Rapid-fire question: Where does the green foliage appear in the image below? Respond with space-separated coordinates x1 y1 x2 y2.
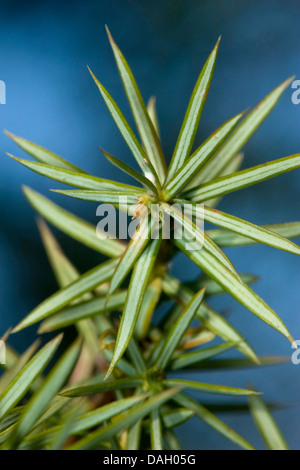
1 30 297 450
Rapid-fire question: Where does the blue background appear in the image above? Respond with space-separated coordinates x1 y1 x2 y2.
1 0 300 449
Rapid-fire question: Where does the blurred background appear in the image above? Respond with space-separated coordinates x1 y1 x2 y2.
1 0 300 449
